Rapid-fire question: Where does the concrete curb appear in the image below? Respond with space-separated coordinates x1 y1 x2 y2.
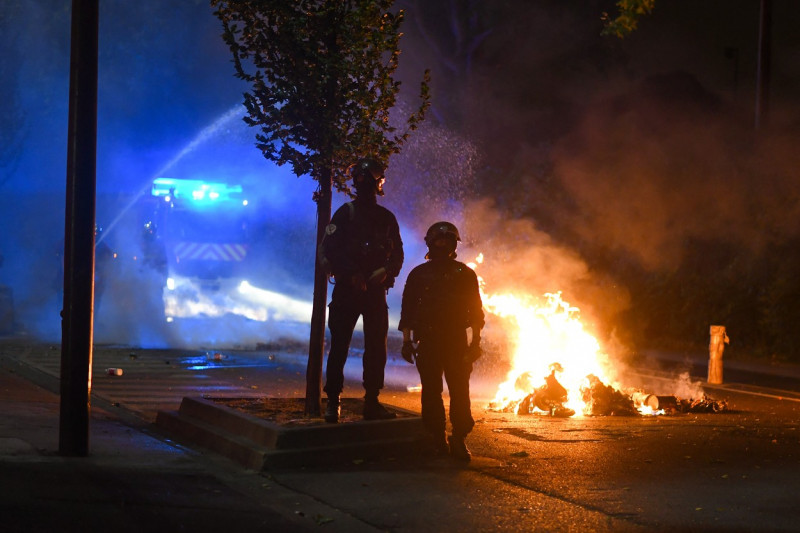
156 396 427 469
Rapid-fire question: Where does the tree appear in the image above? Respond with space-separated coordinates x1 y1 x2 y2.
0 1 27 188
602 0 772 129
397 0 492 124
212 0 430 415
601 0 655 38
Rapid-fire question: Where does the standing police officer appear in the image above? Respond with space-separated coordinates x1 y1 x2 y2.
320 157 404 423
398 222 484 461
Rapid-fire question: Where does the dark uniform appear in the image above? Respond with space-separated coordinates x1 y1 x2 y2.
319 157 403 422
322 199 403 396
94 228 114 315
141 221 168 277
399 222 484 459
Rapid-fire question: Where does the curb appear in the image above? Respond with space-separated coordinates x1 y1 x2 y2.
156 396 427 469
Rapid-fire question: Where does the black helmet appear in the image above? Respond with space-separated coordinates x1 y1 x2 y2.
424 221 461 246
350 157 386 196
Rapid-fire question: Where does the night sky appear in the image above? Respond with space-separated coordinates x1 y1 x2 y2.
2 1 799 354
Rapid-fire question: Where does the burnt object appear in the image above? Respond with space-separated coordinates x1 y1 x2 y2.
654 395 679 411
682 395 729 413
580 374 638 416
515 365 575 417
635 393 728 413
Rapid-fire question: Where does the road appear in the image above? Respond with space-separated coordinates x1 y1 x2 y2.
4 338 800 531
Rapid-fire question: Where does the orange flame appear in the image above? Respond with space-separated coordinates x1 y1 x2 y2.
469 254 614 415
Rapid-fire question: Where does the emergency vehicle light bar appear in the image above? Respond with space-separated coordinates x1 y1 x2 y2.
152 177 245 204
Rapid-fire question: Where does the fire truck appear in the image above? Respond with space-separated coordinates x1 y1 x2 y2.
142 177 255 322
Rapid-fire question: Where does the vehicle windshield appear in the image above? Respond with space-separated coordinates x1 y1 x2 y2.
167 206 248 243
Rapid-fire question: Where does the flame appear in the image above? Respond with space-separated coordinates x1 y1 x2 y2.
471 254 727 417
469 254 612 415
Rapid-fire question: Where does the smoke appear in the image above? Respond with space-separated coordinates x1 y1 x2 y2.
549 72 800 271
5 0 799 370
378 109 635 395
459 199 590 294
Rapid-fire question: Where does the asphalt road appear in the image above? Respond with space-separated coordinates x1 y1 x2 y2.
257 354 800 532
4 339 800 531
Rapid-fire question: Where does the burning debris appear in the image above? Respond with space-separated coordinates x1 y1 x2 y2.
581 374 638 416
633 393 729 414
488 365 729 417
511 363 576 417
469 256 729 419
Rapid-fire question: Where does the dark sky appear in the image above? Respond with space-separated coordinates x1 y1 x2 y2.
3 1 798 200
1 0 799 348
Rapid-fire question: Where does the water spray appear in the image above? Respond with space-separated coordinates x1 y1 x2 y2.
97 104 245 244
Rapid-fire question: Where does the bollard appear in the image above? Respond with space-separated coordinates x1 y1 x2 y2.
708 325 729 384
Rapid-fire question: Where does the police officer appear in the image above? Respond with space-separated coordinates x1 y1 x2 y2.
398 222 484 461
320 157 404 423
141 221 168 277
94 225 114 315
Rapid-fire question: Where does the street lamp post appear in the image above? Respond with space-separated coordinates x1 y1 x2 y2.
755 0 772 130
59 0 99 457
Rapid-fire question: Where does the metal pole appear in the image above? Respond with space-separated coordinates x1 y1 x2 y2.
755 0 772 130
59 0 99 456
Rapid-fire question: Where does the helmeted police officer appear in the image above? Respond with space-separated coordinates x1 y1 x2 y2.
94 225 114 315
320 157 404 423
398 221 484 461
141 221 168 277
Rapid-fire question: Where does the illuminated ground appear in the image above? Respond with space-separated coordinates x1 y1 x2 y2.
3 339 799 531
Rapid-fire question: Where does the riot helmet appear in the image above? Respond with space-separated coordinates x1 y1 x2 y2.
425 221 460 246
424 221 460 259
350 157 386 196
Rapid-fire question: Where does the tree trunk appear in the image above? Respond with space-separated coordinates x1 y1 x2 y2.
305 168 332 416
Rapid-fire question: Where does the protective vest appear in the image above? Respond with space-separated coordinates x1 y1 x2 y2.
319 200 403 287
399 258 484 338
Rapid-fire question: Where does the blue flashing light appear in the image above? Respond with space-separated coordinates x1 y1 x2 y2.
152 177 245 205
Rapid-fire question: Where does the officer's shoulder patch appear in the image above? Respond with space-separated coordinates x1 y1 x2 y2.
325 223 337 235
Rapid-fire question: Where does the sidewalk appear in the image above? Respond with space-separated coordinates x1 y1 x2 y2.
637 348 800 396
0 343 651 533
5 340 798 533
0 359 382 533
640 348 800 379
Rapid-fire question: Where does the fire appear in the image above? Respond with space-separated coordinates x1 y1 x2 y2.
468 254 613 415
470 254 729 417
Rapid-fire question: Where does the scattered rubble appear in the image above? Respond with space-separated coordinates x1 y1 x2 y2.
581 374 638 416
488 368 729 417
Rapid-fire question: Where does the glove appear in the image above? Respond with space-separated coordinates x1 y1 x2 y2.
465 339 482 363
367 267 387 286
401 340 417 364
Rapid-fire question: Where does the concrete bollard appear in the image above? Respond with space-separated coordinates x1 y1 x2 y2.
708 325 729 384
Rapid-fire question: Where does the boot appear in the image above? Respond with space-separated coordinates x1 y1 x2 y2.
448 434 471 462
363 393 397 420
324 395 340 424
430 431 449 456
